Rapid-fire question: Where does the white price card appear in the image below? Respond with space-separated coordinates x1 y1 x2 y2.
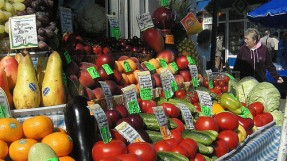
9 14 38 49
115 121 144 143
59 7 73 33
153 106 171 140
88 104 111 143
0 88 11 118
196 90 213 116
137 71 153 100
122 84 140 114
177 103 194 129
136 12 154 31
205 69 214 88
188 65 199 87
99 81 113 110
106 14 119 28
159 69 174 99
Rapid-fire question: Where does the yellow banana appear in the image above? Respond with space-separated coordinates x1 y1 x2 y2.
236 124 247 143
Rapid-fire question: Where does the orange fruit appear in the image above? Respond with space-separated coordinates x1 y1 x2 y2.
54 127 67 133
23 116 54 140
9 138 38 161
42 132 73 157
212 103 225 115
0 118 23 142
59 156 76 161
0 140 8 159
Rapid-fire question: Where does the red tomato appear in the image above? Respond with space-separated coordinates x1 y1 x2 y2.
161 103 180 118
223 75 230 84
214 112 239 131
110 129 127 144
192 153 206 161
92 140 127 161
213 139 230 158
193 103 201 112
247 106 257 117
221 86 228 93
248 102 264 114
175 89 187 99
194 116 219 132
202 79 209 88
253 115 264 127
146 107 154 114
154 140 172 152
170 145 189 158
214 85 222 93
217 130 239 150
179 139 198 159
189 95 199 104
140 100 157 113
116 153 142 161
170 129 183 144
218 80 226 87
99 157 121 161
262 112 274 123
127 142 156 161
172 118 185 132
213 79 219 86
165 138 179 147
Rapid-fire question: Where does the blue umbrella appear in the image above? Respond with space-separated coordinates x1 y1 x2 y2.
247 0 287 28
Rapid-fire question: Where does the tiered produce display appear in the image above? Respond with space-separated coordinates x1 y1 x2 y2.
0 1 284 161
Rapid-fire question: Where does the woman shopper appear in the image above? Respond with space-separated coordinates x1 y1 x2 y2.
233 28 284 83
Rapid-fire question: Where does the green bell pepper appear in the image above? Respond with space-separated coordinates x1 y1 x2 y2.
220 93 242 114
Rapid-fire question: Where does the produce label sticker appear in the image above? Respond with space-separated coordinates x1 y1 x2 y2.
88 104 112 144
9 14 38 49
123 61 132 73
170 62 179 72
153 106 171 140
0 88 11 118
226 73 235 80
63 51 72 64
144 62 156 71
45 158 59 161
102 64 114 75
87 66 100 79
205 69 214 88
115 121 144 143
189 65 199 87
180 12 203 36
99 81 113 110
136 12 154 32
160 69 174 99
137 71 153 100
196 90 212 116
59 7 73 33
165 35 174 44
177 103 194 129
187 56 196 65
159 59 168 68
122 85 141 114
239 106 251 119
160 0 170 6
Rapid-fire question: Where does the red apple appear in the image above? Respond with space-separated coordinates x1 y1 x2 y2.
110 129 127 144
75 43 85 55
106 80 122 95
143 28 164 53
103 47 111 54
93 45 103 55
157 49 175 63
92 87 104 99
98 67 115 80
84 45 93 55
95 54 115 69
174 75 184 87
75 35 84 43
0 55 18 91
152 73 162 87
178 70 191 82
105 109 122 128
80 62 98 70
115 104 129 118
176 55 189 70
81 87 96 100
113 69 123 84
77 69 98 88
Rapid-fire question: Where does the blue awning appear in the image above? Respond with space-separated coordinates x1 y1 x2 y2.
197 0 210 11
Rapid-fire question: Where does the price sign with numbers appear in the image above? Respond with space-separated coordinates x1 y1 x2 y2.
187 56 196 65
0 88 11 118
165 35 174 44
111 27 121 40
196 90 212 116
59 7 73 33
88 104 112 144
137 71 153 100
115 122 144 143
99 81 113 110
205 69 214 88
153 106 171 140
102 64 114 75
123 61 132 73
122 85 141 114
166 69 178 92
136 13 154 32
63 51 72 64
159 69 173 99
87 66 100 79
188 65 199 87
177 103 194 129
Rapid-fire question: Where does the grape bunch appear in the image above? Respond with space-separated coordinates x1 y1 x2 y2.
0 0 26 34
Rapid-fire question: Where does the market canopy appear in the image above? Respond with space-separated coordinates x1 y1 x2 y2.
247 0 287 28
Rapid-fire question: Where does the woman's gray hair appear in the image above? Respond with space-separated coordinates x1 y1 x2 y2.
244 28 260 42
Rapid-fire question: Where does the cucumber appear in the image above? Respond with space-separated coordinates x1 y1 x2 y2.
157 151 189 161
145 130 163 143
197 142 214 155
155 97 195 112
138 113 177 131
202 154 213 161
190 130 218 141
182 130 213 145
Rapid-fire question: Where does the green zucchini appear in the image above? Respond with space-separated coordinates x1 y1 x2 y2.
182 130 213 145
145 130 163 143
157 151 189 161
197 142 214 155
138 113 177 131
190 130 218 141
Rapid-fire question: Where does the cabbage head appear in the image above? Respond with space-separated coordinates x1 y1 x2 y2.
246 82 281 112
271 110 284 125
236 77 259 103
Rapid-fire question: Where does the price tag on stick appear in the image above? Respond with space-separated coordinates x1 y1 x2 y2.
63 51 72 64
153 106 171 140
137 71 153 100
102 64 114 75
115 122 145 143
0 88 11 118
177 103 194 129
205 69 214 88
87 66 100 79
88 104 112 144
136 13 154 32
106 14 121 39
188 65 199 87
196 90 213 116
159 69 174 99
122 85 141 114
99 81 113 110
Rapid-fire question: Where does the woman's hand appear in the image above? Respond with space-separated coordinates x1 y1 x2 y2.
277 77 284 83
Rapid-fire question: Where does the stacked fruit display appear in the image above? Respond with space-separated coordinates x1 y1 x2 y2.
0 116 74 160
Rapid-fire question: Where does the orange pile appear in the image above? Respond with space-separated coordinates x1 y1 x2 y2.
0 116 74 160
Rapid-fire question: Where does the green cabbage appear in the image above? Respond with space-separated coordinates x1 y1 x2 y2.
236 77 259 103
246 82 281 112
271 110 284 125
